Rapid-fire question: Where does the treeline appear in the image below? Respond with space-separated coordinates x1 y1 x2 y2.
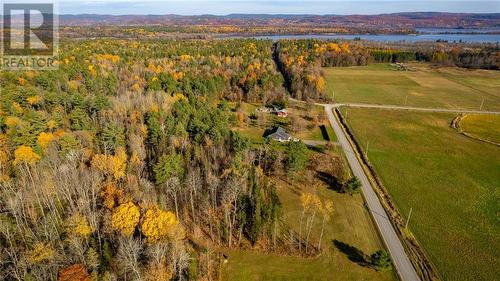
275 40 369 101
370 47 500 69
0 39 307 281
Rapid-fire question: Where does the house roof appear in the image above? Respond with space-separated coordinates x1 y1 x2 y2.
263 126 291 140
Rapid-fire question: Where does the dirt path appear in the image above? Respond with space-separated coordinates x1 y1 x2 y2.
338 103 500 115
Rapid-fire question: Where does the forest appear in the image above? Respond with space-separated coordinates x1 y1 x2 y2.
0 39 324 281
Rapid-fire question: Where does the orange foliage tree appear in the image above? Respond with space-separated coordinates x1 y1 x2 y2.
58 264 91 281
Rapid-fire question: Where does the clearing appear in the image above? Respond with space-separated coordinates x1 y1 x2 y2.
233 102 336 146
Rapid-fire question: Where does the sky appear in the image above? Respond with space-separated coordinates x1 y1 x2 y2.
14 0 500 15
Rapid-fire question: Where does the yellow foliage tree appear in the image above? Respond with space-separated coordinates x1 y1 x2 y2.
141 206 184 243
179 54 192 62
91 147 127 180
13 146 40 165
17 77 27 86
12 102 23 114
5 116 21 127
67 214 94 238
131 83 141 92
96 54 120 64
172 71 184 81
0 134 10 181
27 95 42 105
315 77 326 92
27 242 56 264
38 132 55 149
340 42 350 53
88 65 97 76
111 202 140 237
327 42 341 53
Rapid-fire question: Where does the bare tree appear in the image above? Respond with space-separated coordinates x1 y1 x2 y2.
117 237 144 281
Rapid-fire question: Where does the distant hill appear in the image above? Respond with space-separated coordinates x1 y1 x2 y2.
56 12 500 28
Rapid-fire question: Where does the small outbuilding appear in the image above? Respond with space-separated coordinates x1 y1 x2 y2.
263 126 292 142
276 109 288 118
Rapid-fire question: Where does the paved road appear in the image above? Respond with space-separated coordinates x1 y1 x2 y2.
337 103 500 115
324 105 421 281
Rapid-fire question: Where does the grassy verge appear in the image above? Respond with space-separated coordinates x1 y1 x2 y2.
343 108 500 281
325 63 500 111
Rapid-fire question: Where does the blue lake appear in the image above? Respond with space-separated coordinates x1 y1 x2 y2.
246 34 500 43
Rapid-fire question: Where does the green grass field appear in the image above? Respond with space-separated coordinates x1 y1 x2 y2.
343 108 500 281
325 63 500 111
221 150 396 281
460 114 500 144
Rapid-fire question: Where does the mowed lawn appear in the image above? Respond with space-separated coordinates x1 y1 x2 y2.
221 150 396 281
234 102 336 144
460 114 500 144
343 108 500 281
325 63 500 111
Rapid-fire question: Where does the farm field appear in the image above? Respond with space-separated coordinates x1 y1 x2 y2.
342 108 500 281
460 114 500 144
221 149 396 281
325 63 500 111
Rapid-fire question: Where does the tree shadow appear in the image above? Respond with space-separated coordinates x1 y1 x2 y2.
319 125 330 141
332 240 369 266
307 145 326 153
317 171 343 193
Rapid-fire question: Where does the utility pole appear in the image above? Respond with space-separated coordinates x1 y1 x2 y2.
365 141 369 157
405 207 413 229
480 98 485 111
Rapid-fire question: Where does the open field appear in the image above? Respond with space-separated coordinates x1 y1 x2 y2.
221 149 396 281
325 63 500 111
342 108 500 281
460 114 500 144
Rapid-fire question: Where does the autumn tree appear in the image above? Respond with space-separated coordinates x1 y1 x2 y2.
112 202 140 237
141 205 185 243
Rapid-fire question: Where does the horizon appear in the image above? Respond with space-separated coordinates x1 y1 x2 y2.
53 1 500 16
56 11 500 16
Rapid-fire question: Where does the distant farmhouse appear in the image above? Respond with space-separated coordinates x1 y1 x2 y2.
263 126 292 142
256 106 288 118
276 109 288 118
